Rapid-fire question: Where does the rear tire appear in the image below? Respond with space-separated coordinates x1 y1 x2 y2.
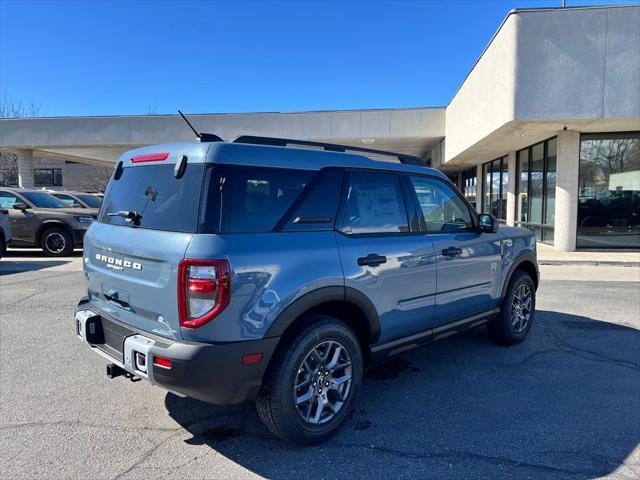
488 270 536 345
40 227 73 257
0 236 5 259
256 315 363 445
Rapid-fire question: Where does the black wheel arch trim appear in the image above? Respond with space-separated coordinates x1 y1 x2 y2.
37 221 75 247
501 250 539 299
265 286 381 344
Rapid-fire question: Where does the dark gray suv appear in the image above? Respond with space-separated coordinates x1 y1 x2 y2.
75 137 538 444
0 187 97 256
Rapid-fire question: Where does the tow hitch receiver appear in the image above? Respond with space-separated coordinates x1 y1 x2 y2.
106 363 141 382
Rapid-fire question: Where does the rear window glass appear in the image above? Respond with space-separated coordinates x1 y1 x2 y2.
99 164 205 233
203 165 313 233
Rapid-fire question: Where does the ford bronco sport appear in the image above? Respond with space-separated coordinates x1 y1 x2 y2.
75 136 538 445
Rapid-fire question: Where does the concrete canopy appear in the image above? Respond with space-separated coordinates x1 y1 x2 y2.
0 108 445 165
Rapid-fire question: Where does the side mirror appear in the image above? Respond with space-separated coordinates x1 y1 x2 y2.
13 203 29 212
478 213 499 233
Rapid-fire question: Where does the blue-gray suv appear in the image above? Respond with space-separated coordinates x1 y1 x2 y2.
76 136 539 444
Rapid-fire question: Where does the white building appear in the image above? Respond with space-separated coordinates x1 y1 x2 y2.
1 5 639 251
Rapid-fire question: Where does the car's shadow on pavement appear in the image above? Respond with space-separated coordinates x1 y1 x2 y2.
0 249 80 275
165 310 640 479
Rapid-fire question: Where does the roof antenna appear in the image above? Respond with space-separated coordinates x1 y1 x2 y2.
177 110 224 143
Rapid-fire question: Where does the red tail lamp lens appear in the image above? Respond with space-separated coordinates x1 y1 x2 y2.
131 152 170 163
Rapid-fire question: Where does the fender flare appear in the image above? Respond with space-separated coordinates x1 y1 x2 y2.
265 286 381 344
501 250 539 299
37 220 75 246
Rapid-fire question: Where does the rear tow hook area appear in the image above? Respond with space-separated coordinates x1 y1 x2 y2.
106 363 141 382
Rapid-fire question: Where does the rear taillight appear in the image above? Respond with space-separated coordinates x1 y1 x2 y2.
178 259 231 328
0 209 8 215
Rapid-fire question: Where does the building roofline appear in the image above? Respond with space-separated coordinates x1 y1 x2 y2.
0 106 446 122
447 3 640 105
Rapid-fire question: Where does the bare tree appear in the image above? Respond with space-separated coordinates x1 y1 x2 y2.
0 91 42 186
85 165 113 193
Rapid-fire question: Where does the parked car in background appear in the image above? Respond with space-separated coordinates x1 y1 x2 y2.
46 189 103 209
0 206 11 259
75 136 539 445
0 187 97 256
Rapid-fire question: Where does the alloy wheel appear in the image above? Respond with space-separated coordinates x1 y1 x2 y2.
294 340 353 425
45 232 66 254
511 283 532 334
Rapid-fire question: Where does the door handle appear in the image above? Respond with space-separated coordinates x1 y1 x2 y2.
442 247 462 257
357 253 387 266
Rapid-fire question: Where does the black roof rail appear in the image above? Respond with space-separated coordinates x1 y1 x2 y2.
232 135 424 166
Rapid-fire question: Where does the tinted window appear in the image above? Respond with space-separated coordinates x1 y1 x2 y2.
99 164 205 233
21 192 67 208
204 165 313 233
77 194 102 208
54 193 81 207
410 176 472 232
282 168 343 231
340 172 409 234
0 192 20 208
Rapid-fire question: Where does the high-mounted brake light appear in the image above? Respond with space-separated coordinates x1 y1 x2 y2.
130 152 170 163
178 259 231 328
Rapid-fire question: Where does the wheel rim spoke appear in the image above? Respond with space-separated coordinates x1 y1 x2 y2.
294 339 353 425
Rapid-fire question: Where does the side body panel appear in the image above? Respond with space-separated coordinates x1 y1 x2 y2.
335 233 437 343
182 231 345 343
430 231 503 327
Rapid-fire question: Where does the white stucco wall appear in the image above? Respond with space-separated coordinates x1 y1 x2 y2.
445 5 640 164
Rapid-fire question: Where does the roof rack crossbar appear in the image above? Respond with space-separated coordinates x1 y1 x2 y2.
232 135 424 166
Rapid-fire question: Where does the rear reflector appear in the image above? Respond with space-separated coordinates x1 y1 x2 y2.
153 356 172 369
242 353 263 365
131 152 170 163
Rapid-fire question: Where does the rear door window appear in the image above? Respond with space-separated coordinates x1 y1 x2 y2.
99 164 205 233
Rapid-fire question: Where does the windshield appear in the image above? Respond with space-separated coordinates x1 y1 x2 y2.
77 194 102 208
99 164 205 233
22 192 68 209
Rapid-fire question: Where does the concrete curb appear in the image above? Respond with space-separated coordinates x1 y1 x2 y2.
539 260 640 267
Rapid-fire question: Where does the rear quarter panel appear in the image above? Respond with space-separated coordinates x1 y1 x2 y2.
183 232 344 342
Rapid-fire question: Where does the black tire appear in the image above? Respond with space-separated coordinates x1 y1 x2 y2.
0 235 5 260
40 227 73 257
256 315 363 445
488 270 536 345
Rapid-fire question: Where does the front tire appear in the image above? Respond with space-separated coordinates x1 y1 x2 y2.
40 227 73 257
256 315 363 445
489 270 536 345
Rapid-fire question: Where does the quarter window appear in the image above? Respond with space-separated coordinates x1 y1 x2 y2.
410 176 473 232
340 172 409 234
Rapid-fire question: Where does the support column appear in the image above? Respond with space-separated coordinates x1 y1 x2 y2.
554 130 580 251
475 164 483 214
17 149 35 188
506 151 517 226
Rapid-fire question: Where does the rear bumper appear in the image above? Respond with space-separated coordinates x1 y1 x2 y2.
75 301 279 405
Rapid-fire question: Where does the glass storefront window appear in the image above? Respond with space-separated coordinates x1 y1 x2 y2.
517 149 529 222
462 168 477 210
482 157 507 220
577 132 640 249
516 137 557 244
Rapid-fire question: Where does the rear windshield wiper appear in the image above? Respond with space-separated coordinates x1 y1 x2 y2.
106 210 142 226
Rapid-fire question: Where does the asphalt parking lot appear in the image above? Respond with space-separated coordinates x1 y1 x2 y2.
1 250 639 480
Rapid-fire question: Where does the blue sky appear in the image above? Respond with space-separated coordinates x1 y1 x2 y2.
0 0 629 117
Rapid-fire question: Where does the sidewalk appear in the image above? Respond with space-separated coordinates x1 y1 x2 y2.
536 243 640 267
